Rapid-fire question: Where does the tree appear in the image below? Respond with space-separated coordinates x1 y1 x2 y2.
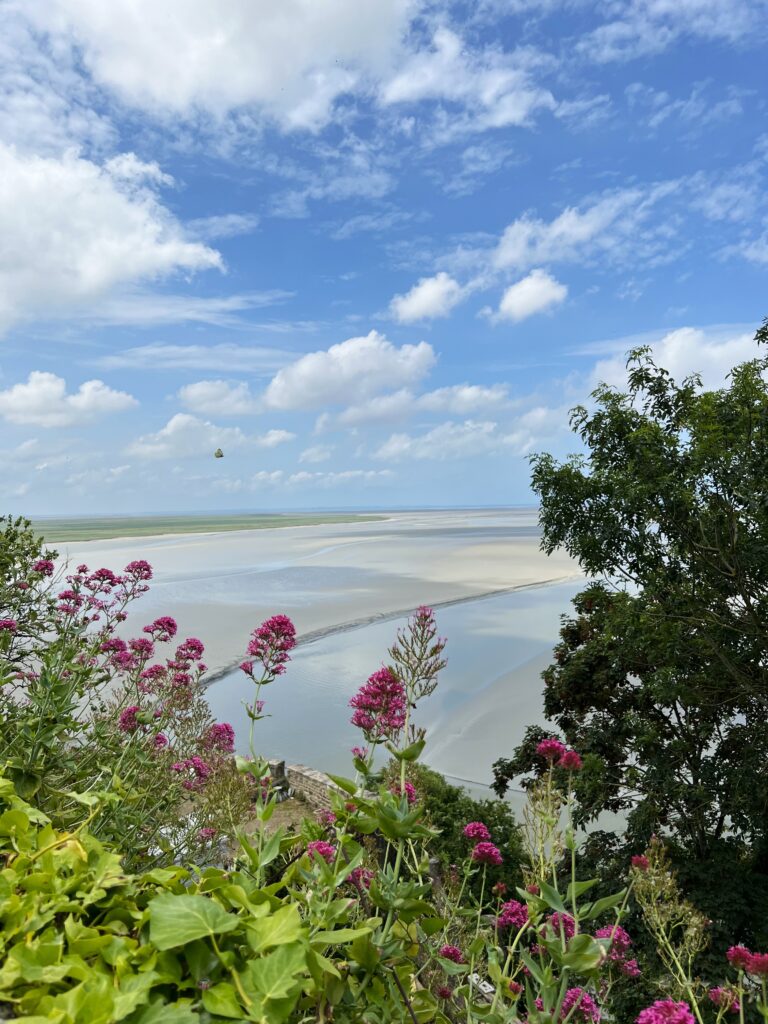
493 320 768 943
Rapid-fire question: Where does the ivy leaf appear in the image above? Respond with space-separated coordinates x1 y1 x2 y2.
202 982 244 1019
148 893 239 950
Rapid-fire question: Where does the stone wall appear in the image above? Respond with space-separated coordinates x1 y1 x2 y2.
285 763 343 810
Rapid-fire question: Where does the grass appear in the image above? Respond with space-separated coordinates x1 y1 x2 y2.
31 512 385 543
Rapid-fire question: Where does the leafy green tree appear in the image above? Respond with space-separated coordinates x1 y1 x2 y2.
493 319 768 946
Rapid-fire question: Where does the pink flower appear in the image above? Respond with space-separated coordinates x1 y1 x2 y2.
561 987 601 1023
439 945 464 963
636 1001 695 1024
463 821 491 841
470 842 503 866
306 840 336 864
351 746 369 760
595 925 633 960
202 722 236 754
497 900 529 930
143 616 178 642
546 912 576 940
32 559 55 576
124 559 153 580
172 756 212 791
348 866 374 890
726 945 753 971
176 637 205 662
492 881 507 897
631 854 650 872
0 619 18 633
129 637 154 661
508 981 523 996
154 733 168 749
748 952 768 976
318 809 336 825
118 705 141 733
247 614 296 677
391 780 417 804
349 667 407 741
559 749 583 771
537 737 567 761
436 985 453 1001
708 988 740 1013
198 827 217 841
622 959 641 978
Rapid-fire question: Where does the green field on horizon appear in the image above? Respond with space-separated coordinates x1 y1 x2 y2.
31 512 385 543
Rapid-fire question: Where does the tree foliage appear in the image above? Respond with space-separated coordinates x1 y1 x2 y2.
493 320 768 941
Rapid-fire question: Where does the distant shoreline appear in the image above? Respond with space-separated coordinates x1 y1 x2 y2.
32 512 387 544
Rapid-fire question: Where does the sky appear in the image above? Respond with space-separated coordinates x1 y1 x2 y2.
1 0 767 515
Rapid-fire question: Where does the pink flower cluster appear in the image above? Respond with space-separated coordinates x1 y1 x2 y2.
439 944 464 963
546 912 576 941
306 840 336 864
463 821 491 841
631 854 650 872
143 616 178 642
536 737 583 771
348 866 374 891
497 900 528 930
470 841 503 866
241 614 297 679
390 780 417 804
349 667 407 741
708 988 740 1014
202 722 235 754
727 945 768 975
0 619 18 633
171 756 212 791
595 924 639 976
636 1000 695 1024
118 705 141 733
560 987 601 1023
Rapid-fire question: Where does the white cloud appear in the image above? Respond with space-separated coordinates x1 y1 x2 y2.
178 380 259 416
380 28 555 139
76 291 294 329
319 383 509 431
493 269 567 322
30 0 413 130
187 213 260 240
0 144 221 333
264 330 435 410
390 272 465 322
0 371 137 427
286 469 394 486
299 445 333 464
375 419 530 461
592 326 758 391
577 0 767 63
493 184 679 272
97 343 291 372
126 413 294 459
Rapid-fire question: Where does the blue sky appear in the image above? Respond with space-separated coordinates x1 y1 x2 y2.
1 0 766 515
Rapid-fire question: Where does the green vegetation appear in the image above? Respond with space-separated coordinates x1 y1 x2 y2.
30 512 385 543
5 325 768 1022
494 317 768 974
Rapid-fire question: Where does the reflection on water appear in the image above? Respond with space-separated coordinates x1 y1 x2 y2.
205 580 583 788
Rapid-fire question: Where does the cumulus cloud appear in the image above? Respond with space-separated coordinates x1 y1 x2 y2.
493 269 567 322
375 419 530 461
380 27 555 139
493 184 679 272
126 413 294 459
178 380 259 416
0 144 221 333
390 272 465 322
29 0 413 129
264 330 435 410
0 371 137 427
327 383 509 429
591 326 758 391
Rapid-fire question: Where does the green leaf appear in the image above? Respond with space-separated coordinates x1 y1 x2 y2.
326 773 357 795
242 942 307 1000
247 905 303 952
148 893 239 950
582 889 627 921
386 737 426 762
311 926 371 945
202 982 245 1019
538 880 567 914
561 933 605 972
132 1000 199 1024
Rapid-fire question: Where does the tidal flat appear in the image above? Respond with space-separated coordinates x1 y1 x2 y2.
58 508 582 796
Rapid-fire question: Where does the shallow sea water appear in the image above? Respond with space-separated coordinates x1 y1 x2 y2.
206 579 583 791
